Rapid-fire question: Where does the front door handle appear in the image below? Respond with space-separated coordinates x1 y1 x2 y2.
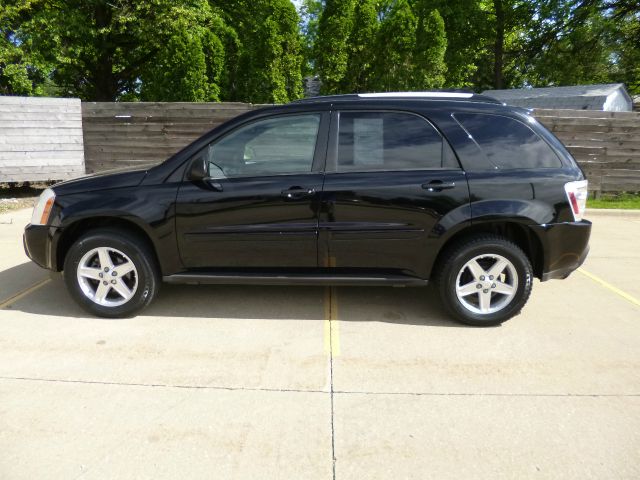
421 180 456 192
281 186 316 200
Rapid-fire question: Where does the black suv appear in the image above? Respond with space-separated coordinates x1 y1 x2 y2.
24 92 591 326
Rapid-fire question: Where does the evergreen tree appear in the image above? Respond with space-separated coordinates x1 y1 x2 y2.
217 0 304 103
341 0 379 92
315 0 356 94
299 0 323 75
412 5 447 89
140 7 228 101
372 0 418 91
417 0 483 88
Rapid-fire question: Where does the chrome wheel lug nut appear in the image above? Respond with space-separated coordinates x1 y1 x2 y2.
104 267 109 272
492 283 496 288
99 273 103 278
112 271 117 276
489 275 494 280
483 289 488 293
103 281 108 285
480 275 485 281
111 280 117 284
476 284 482 289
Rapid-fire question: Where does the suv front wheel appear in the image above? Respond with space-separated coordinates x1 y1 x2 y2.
436 235 533 326
63 229 160 318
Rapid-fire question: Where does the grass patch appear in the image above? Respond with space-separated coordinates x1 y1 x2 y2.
588 192 640 210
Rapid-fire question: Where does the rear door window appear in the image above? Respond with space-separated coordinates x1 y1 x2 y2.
335 111 458 172
454 113 561 169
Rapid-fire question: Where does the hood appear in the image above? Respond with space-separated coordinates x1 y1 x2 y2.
52 165 153 196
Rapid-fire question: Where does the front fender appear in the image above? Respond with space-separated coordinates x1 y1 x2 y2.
52 184 181 275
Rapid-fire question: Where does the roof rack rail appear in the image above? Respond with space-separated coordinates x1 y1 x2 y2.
293 91 503 105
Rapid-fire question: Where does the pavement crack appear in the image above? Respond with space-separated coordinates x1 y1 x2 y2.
2 377 637 399
0 375 325 395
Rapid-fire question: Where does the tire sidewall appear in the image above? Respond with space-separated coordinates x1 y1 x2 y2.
441 239 532 326
63 231 158 318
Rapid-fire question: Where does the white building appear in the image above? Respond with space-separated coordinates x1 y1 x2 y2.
483 84 633 112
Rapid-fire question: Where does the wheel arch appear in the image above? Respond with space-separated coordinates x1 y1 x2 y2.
56 216 161 274
432 220 544 280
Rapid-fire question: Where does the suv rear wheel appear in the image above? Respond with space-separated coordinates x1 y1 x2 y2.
436 235 533 326
63 229 160 318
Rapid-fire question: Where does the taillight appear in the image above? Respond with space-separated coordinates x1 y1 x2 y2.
564 180 588 221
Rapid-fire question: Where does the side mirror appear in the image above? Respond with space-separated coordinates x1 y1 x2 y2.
188 157 223 191
188 157 208 181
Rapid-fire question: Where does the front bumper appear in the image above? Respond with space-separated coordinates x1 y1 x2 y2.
23 224 59 271
529 220 592 281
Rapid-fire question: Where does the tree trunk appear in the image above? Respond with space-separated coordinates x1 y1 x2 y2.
493 0 505 89
91 2 117 101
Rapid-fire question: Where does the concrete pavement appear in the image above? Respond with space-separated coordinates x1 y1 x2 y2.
1 207 639 479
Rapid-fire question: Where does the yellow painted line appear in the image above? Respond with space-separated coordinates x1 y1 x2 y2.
324 287 331 354
0 278 51 309
323 286 341 356
330 288 340 356
578 268 640 308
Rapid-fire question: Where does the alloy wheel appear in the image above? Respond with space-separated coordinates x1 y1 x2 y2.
455 253 518 314
76 247 138 307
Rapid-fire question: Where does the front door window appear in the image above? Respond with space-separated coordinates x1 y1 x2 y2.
206 114 321 178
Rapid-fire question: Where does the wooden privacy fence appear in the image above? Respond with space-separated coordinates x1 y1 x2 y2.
81 102 257 174
533 109 640 195
2 98 639 195
0 96 85 182
82 103 640 195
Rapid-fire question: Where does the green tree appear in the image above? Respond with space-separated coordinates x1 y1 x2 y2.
316 0 355 94
0 1 53 96
418 0 483 88
341 0 379 92
412 4 447 89
217 0 304 103
613 13 640 93
299 0 323 75
371 0 417 91
140 6 230 101
4 0 234 101
523 12 613 87
470 0 534 90
1 0 304 102
528 0 640 93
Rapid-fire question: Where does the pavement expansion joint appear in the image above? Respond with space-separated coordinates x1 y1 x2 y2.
332 389 640 397
327 286 337 480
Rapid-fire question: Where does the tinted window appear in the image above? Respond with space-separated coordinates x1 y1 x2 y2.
207 114 320 178
455 113 561 169
337 112 452 172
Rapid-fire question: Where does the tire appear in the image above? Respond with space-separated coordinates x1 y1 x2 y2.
63 228 160 318
435 235 533 326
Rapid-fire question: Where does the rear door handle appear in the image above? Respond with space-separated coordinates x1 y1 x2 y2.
281 186 316 200
421 180 456 192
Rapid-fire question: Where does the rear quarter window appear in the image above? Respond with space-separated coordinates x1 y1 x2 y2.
454 113 562 169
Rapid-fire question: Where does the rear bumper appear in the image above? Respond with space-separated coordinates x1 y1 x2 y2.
529 220 592 281
23 224 59 271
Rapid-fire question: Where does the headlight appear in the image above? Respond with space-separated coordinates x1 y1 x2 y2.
31 188 56 226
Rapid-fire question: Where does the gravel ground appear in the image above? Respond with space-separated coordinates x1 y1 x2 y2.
0 183 45 214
